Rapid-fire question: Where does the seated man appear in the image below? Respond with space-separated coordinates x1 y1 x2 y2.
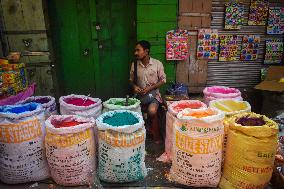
129 40 166 143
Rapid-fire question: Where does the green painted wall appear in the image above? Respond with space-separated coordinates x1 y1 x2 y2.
137 0 178 93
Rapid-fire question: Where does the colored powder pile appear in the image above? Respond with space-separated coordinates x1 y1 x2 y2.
183 109 215 118
65 97 95 106
0 103 38 114
103 112 139 126
32 97 50 104
109 99 137 106
208 87 237 94
211 100 248 112
52 120 85 128
173 102 204 112
236 116 266 126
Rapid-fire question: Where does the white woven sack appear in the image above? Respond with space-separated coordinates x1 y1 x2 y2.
96 110 144 133
18 96 57 119
103 98 141 114
59 94 102 119
0 103 49 184
45 115 96 186
170 108 224 187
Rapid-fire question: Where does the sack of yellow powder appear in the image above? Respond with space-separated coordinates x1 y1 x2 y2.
209 99 251 162
219 112 278 189
170 108 224 187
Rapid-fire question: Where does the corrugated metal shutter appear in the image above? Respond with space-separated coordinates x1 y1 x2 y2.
207 0 284 88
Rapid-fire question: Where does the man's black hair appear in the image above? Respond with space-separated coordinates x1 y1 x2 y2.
136 40 151 54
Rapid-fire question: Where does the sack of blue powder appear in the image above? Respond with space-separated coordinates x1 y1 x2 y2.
96 110 147 182
103 98 141 115
0 103 49 184
17 96 57 119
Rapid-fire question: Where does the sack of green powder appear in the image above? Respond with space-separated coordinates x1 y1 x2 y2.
0 103 49 184
103 98 141 114
18 96 57 119
59 94 102 119
96 110 147 182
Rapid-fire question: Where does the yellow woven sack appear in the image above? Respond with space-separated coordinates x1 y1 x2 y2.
219 112 278 189
209 99 251 160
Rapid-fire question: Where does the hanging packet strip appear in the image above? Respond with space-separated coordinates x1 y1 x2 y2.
197 29 219 60
264 38 284 64
224 2 244 30
219 35 239 61
240 35 260 61
267 7 284 35
248 0 269 26
166 29 189 61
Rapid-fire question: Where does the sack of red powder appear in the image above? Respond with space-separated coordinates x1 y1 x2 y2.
45 115 96 186
59 94 102 118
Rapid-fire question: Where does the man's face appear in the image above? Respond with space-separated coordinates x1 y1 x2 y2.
134 44 148 60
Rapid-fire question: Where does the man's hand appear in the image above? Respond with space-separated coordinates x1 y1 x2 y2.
133 85 142 94
141 86 152 95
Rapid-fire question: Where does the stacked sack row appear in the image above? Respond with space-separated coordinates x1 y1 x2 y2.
0 95 147 186
160 86 280 189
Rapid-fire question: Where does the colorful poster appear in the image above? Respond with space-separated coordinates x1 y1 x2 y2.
267 7 284 35
240 35 260 61
197 29 219 60
219 35 239 61
224 2 244 30
248 0 269 26
264 38 283 64
166 30 189 61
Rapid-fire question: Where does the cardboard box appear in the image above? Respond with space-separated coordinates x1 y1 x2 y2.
179 0 212 14
255 66 284 92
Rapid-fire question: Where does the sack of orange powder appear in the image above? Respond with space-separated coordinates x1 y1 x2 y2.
170 108 224 187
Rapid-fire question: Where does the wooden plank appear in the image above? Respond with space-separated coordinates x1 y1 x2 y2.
21 0 46 30
137 5 177 22
26 65 54 96
178 16 202 30
1 0 46 31
137 22 176 39
21 55 51 64
6 33 49 52
176 59 189 85
179 0 212 14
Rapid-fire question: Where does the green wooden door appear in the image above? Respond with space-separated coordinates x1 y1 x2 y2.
47 0 136 100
